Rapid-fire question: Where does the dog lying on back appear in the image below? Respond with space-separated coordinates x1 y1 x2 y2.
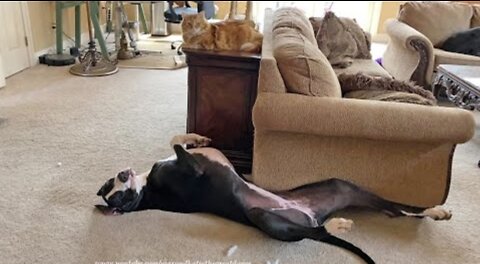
96 134 452 264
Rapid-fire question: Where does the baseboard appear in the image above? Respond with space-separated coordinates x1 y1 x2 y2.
33 25 108 65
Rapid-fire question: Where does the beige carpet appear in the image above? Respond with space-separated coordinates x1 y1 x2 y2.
117 51 187 70
0 65 479 264
116 35 187 70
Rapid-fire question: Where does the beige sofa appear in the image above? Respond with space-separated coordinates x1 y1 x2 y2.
383 2 480 88
251 8 475 207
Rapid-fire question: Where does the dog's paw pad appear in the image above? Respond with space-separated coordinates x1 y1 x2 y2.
423 206 452 221
193 136 211 147
325 218 353 235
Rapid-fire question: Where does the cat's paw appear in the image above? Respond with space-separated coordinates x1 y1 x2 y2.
423 206 452 221
325 218 354 235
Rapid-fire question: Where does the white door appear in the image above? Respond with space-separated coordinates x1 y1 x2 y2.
0 2 30 77
0 54 5 88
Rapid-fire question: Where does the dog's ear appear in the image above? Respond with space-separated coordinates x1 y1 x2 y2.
97 178 114 196
173 144 203 177
95 204 123 216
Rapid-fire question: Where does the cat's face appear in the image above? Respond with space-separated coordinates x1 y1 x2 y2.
181 11 209 34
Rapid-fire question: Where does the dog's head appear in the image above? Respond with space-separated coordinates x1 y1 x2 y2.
96 168 144 215
96 145 205 215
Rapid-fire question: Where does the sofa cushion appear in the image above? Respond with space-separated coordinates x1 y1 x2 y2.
273 27 341 97
472 5 480 28
313 12 371 68
272 7 317 44
434 48 480 66
309 17 323 36
333 59 391 78
398 2 473 47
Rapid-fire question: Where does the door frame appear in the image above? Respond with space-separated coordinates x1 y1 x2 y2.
20 2 36 67
0 2 34 85
0 54 5 88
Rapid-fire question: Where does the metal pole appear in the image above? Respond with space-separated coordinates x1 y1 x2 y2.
75 4 81 48
55 2 63 54
86 2 94 42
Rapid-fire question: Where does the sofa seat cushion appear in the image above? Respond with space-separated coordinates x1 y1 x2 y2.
272 7 317 44
434 48 480 66
273 26 341 97
398 2 473 47
334 59 391 78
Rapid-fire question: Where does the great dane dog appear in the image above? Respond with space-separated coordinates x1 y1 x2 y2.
96 134 452 264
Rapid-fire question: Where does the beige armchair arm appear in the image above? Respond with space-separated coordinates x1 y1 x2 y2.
383 19 435 88
253 92 475 144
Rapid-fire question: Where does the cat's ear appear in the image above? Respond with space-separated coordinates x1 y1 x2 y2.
197 10 206 19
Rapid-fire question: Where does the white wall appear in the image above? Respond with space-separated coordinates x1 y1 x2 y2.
0 54 5 88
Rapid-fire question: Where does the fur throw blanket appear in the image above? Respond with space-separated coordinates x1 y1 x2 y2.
309 12 371 68
338 73 437 106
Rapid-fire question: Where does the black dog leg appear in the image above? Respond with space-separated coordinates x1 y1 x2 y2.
310 179 452 220
245 207 375 264
285 178 451 221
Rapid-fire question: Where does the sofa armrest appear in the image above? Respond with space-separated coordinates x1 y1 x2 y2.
383 19 435 87
253 92 475 144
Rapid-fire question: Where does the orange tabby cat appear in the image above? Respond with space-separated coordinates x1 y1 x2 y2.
181 11 263 53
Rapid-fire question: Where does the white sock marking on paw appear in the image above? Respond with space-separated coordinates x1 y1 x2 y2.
325 218 353 235
423 206 452 220
401 206 452 220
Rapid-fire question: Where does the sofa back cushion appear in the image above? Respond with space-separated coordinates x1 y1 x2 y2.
272 7 317 44
398 2 473 47
273 26 341 97
472 5 480 28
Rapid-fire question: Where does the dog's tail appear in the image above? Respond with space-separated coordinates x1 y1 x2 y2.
320 235 375 264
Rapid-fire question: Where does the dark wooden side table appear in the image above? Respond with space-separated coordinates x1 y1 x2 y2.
433 64 480 111
183 48 261 174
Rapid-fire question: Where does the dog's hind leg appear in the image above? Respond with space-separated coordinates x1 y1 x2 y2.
329 179 452 221
245 207 351 240
286 178 451 221
245 207 374 264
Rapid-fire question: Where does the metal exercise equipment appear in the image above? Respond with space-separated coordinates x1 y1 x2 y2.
69 1 118 77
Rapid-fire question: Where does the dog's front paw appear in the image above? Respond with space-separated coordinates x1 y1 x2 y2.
325 218 354 235
192 134 211 147
170 134 212 148
423 206 452 221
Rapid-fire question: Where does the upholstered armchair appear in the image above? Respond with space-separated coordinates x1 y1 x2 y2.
383 2 480 89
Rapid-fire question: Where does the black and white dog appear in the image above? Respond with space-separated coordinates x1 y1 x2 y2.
96 134 452 264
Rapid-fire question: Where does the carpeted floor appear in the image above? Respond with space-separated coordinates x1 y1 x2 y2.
116 35 187 70
0 65 479 264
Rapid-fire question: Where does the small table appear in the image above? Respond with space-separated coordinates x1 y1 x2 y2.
434 64 480 111
183 48 261 174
